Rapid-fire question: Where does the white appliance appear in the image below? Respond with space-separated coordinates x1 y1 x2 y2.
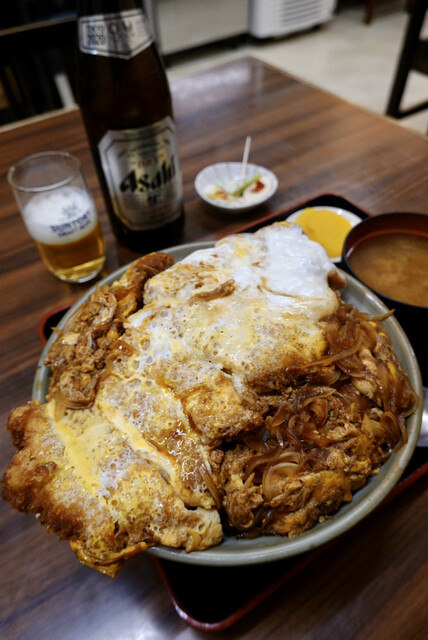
249 0 337 38
144 0 249 55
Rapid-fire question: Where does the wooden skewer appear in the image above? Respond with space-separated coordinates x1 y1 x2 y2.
240 135 252 186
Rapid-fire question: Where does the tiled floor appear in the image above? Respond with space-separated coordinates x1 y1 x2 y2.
166 2 428 134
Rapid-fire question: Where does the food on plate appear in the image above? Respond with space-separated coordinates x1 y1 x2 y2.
1 222 417 576
347 231 428 307
291 207 353 258
204 173 271 205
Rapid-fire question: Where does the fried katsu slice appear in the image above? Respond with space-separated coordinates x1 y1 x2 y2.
45 252 174 409
2 397 222 576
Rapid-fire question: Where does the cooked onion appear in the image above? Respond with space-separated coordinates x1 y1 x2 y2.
360 318 378 349
377 360 390 410
245 446 282 477
262 461 299 502
380 411 407 446
235 299 416 534
198 462 223 510
373 310 395 323
306 325 362 368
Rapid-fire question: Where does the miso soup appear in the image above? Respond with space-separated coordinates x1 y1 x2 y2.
347 232 428 308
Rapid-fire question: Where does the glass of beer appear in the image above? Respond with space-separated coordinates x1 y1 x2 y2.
8 151 106 283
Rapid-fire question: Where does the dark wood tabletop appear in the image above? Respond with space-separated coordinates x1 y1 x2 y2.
0 57 427 640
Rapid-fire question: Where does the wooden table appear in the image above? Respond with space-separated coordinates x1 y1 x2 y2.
0 57 427 640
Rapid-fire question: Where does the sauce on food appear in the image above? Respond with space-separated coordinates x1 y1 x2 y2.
204 174 271 206
348 232 428 307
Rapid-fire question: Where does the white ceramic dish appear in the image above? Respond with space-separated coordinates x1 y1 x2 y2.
194 162 278 212
287 205 362 263
33 241 422 567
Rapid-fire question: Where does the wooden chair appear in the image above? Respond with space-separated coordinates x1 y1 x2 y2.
365 0 380 24
386 0 428 119
364 0 403 24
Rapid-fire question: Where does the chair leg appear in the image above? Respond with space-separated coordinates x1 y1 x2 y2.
365 0 377 24
386 0 427 117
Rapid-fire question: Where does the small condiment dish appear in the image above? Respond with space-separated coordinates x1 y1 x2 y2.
195 162 278 213
287 205 362 263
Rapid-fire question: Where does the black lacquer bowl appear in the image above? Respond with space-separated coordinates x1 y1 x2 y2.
342 212 428 385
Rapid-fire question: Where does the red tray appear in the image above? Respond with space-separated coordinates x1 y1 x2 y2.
152 450 428 632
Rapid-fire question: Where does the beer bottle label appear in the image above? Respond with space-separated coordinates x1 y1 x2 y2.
98 117 183 231
78 9 153 60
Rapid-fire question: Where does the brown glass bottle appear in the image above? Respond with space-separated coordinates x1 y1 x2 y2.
77 0 184 252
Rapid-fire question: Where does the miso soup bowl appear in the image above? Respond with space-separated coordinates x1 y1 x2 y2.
342 212 428 384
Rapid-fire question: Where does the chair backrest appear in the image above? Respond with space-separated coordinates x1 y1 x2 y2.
386 0 428 119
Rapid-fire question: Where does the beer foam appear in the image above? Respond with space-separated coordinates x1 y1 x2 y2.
23 186 98 245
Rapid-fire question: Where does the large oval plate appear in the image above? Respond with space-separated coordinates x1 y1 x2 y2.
33 241 423 566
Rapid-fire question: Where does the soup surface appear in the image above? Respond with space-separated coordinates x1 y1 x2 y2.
348 232 428 307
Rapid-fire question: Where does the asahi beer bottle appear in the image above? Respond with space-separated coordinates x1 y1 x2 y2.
77 0 184 251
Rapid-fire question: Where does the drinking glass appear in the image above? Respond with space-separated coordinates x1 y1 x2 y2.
8 151 106 283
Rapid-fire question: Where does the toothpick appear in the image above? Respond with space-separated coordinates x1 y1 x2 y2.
240 136 252 186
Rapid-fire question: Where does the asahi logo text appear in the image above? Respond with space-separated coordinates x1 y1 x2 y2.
120 157 177 205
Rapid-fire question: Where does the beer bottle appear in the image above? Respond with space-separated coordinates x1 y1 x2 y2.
77 0 184 251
